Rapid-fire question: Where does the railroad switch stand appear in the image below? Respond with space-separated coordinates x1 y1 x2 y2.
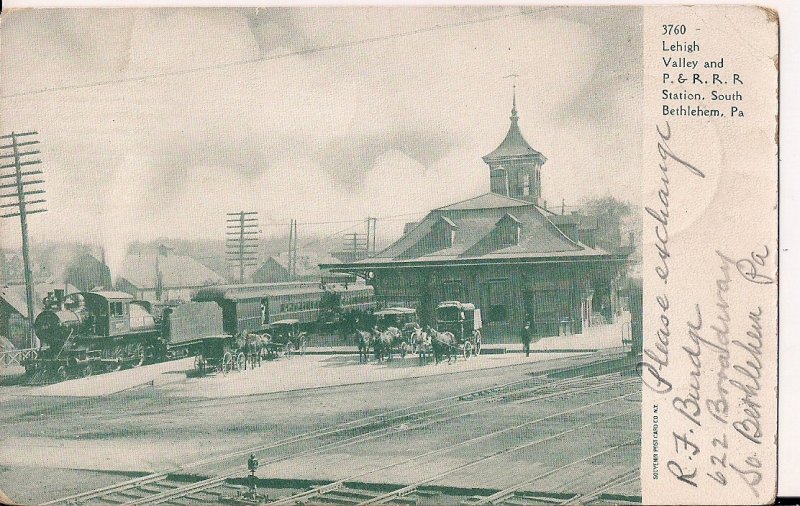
242 453 268 502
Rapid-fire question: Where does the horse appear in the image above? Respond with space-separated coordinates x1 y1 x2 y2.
236 331 265 370
428 328 457 365
417 331 432 365
409 326 426 355
354 330 373 363
373 330 395 362
385 327 410 358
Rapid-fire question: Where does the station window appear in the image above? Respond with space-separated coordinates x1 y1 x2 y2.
441 280 464 301
485 279 510 323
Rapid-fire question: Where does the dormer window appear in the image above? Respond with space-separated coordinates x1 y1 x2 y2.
497 213 522 246
434 215 458 249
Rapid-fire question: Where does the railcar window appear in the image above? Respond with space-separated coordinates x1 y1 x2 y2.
110 302 125 316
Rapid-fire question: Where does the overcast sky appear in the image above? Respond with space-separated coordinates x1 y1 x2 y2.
0 7 642 271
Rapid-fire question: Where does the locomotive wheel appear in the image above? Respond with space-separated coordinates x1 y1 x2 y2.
55 366 69 382
107 346 123 372
286 343 296 358
126 343 145 368
236 352 246 371
194 354 205 375
222 352 234 375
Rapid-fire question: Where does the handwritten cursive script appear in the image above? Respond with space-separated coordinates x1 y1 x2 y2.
639 122 706 394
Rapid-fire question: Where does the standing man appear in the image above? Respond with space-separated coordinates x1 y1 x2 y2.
520 319 532 357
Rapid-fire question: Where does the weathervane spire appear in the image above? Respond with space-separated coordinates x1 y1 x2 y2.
504 73 520 121
512 83 517 118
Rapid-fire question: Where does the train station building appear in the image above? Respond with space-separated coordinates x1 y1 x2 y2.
322 96 629 343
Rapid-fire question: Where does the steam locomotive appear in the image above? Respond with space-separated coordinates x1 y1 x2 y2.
25 282 375 382
25 289 224 382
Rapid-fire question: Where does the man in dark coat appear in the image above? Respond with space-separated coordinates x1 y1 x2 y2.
520 320 532 357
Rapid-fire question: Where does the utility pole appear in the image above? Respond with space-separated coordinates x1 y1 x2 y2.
343 232 368 260
369 217 377 255
0 131 46 349
292 219 298 278
226 211 259 284
287 219 298 278
365 217 378 257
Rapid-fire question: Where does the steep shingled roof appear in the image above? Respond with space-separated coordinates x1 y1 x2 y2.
119 251 225 289
359 197 607 265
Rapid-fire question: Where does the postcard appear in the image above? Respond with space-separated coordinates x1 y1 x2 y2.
0 5 778 505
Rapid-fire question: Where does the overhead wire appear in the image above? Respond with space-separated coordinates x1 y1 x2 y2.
1 7 558 100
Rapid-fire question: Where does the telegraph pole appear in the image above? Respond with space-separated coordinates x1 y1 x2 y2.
226 211 259 284
343 232 368 259
287 219 298 278
368 217 377 255
365 217 372 257
0 131 46 349
292 219 298 278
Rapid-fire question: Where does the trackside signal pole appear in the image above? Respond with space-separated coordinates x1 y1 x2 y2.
0 131 47 349
226 211 259 284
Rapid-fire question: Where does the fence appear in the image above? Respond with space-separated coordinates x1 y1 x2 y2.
0 348 37 367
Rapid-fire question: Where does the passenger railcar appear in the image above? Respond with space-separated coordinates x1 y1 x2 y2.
192 281 376 336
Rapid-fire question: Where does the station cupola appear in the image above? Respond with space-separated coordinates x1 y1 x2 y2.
482 88 547 204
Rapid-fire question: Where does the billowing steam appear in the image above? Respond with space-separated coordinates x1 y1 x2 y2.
99 155 152 287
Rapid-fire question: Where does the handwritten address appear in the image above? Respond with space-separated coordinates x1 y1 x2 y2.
638 121 775 499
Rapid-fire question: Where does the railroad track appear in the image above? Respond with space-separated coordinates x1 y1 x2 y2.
104 376 634 506
122 377 638 506
269 385 640 505
44 353 635 506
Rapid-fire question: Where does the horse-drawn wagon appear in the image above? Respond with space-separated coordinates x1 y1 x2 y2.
435 301 483 359
191 334 247 376
373 307 417 359
262 319 307 358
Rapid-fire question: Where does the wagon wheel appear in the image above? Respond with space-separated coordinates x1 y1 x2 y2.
194 354 206 375
474 332 482 356
236 352 246 372
400 341 408 359
221 352 234 375
286 342 296 358
463 341 474 359
299 338 307 356
55 365 69 382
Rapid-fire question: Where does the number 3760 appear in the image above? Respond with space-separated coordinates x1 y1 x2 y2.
663 24 687 35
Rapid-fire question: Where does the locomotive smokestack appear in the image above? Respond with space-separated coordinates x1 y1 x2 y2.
54 289 64 309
